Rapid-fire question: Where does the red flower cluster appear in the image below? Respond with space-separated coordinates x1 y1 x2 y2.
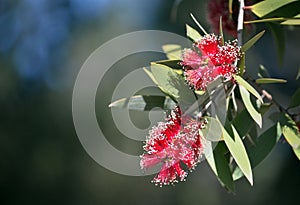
140 107 206 186
181 34 241 90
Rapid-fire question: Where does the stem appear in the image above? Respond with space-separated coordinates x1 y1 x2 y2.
237 0 245 46
243 72 293 117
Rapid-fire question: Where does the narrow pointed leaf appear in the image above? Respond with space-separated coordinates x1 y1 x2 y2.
251 0 298 17
280 113 300 148
234 75 263 103
219 16 224 45
241 30 265 52
239 85 262 128
256 78 287 84
245 17 286 24
109 95 176 111
205 142 235 192
201 117 223 141
222 124 253 185
281 14 300 25
154 60 182 70
233 124 281 180
231 109 255 137
238 53 246 75
150 64 196 104
190 13 208 35
186 24 202 42
293 146 300 160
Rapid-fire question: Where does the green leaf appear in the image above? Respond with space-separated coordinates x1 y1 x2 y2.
258 64 271 78
238 53 246 75
201 117 223 141
239 84 262 128
143 67 159 85
233 124 281 180
109 95 176 111
251 0 299 17
245 17 287 24
267 23 285 65
222 124 253 185
154 60 182 70
248 123 282 167
162 44 182 60
234 75 263 103
255 78 287 84
281 14 300 25
280 113 300 148
293 146 300 160
205 142 235 193
186 24 202 42
207 77 227 123
241 30 265 52
219 16 224 45
150 64 196 105
289 88 300 108
190 13 208 35
231 109 255 137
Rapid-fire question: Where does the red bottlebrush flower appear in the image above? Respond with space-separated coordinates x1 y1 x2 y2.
140 106 206 186
181 34 241 90
206 0 254 37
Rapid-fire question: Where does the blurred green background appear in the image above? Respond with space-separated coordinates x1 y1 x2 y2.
1 0 300 204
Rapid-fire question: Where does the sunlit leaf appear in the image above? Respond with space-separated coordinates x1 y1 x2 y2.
255 78 287 84
143 67 159 85
238 53 246 75
251 0 298 17
281 13 300 25
162 44 182 60
280 113 300 148
234 75 263 103
150 64 196 105
222 124 253 185
239 85 262 128
245 17 286 24
293 146 300 160
109 95 176 111
233 124 281 180
241 30 265 52
205 142 235 193
201 117 223 141
186 24 202 42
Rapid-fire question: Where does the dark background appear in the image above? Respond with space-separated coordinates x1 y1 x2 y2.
1 0 300 204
